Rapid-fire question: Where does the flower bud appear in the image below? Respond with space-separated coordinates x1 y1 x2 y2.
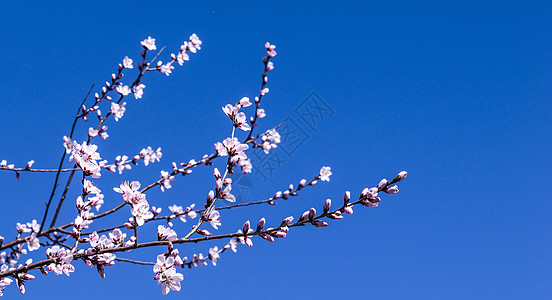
256 218 265 231
344 191 351 205
323 199 331 213
271 231 286 238
206 190 215 208
312 220 328 227
213 168 221 180
392 171 408 183
197 229 212 236
308 208 316 220
281 216 294 226
343 205 353 215
327 211 343 220
243 220 251 233
377 179 388 190
260 233 275 242
215 179 222 194
384 185 399 194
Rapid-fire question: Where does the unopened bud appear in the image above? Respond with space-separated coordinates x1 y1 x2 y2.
377 179 388 190
243 220 250 233
384 185 399 194
393 171 408 183
213 168 221 179
323 199 331 213
312 220 328 227
281 216 294 226
344 191 351 205
256 218 265 231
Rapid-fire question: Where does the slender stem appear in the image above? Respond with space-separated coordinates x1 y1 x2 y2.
39 84 95 234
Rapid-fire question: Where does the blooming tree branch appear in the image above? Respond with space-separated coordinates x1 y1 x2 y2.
0 34 407 296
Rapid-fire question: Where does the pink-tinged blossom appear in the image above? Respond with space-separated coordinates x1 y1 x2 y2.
189 33 202 51
26 220 40 233
214 142 227 156
82 180 99 196
157 225 177 241
109 228 126 245
69 142 102 178
260 87 269 96
86 194 104 211
140 147 162 166
63 136 76 154
257 108 266 118
208 246 220 266
219 184 236 202
226 239 239 253
122 56 133 69
131 201 154 226
114 155 131 174
88 127 98 138
319 166 332 182
222 104 239 118
265 41 276 51
16 223 31 233
159 171 175 192
159 62 174 76
222 137 249 158
361 187 379 200
115 85 131 96
158 266 184 295
110 102 126 121
206 209 221 230
237 97 252 108
46 246 75 276
0 276 13 296
186 204 197 220
168 205 185 222
26 234 40 251
0 160 14 169
141 36 157 50
239 158 252 174
261 129 281 154
234 112 251 131
176 51 189 65
133 84 145 99
25 160 34 169
113 181 145 204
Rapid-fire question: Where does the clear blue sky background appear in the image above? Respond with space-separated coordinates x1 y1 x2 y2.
0 1 550 299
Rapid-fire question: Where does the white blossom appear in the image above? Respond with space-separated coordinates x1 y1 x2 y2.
133 84 145 99
319 166 332 182
116 85 131 96
110 102 126 121
141 36 157 50
122 56 133 69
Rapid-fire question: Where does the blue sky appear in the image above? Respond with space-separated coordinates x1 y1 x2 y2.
0 0 550 299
